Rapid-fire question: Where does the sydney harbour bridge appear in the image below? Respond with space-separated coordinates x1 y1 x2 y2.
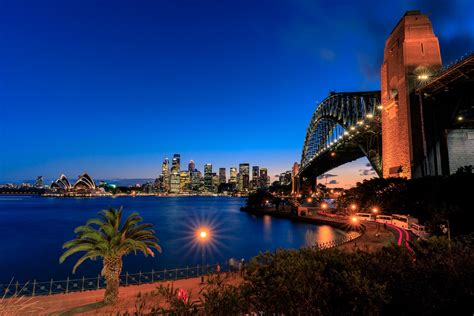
296 11 474 193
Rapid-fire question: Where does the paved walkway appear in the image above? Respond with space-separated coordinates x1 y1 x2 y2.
14 274 241 315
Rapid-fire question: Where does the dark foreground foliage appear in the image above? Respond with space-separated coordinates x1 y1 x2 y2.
127 237 474 315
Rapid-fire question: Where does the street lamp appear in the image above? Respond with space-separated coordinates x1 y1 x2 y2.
350 203 357 211
321 202 328 210
198 228 209 283
351 216 358 223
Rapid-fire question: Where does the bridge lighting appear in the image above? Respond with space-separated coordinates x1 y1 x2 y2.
457 116 464 121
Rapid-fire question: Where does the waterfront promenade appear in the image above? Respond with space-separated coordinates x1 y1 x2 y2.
12 275 242 315
6 213 400 315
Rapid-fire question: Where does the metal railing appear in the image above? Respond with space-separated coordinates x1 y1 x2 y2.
0 263 224 298
313 230 363 250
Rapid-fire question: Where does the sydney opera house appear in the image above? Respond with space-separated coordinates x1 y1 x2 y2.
49 172 101 195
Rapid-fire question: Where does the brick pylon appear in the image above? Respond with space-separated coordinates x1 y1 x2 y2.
381 11 442 179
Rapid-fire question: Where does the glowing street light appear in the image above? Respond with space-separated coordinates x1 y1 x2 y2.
351 217 358 223
321 202 328 210
457 116 464 121
366 113 374 119
330 152 336 157
350 203 357 211
307 197 313 203
350 126 356 131
372 207 379 213
197 228 209 283
417 74 429 80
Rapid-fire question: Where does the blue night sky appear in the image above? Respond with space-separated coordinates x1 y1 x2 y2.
1 0 473 186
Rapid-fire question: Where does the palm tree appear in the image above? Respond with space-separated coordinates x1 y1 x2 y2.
60 207 161 303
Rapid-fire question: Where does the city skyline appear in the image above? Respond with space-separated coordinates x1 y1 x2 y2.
1 1 473 187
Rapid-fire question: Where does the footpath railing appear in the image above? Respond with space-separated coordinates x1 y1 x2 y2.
1 263 227 298
312 229 365 250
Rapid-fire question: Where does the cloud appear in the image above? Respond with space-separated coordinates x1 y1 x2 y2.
328 179 338 184
359 168 375 176
318 173 338 179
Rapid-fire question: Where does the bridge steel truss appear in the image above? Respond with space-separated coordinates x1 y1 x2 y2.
299 91 382 190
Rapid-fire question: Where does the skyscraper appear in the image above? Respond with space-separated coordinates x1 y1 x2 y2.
180 170 191 192
170 154 181 193
161 158 170 192
238 163 250 191
229 167 237 184
219 168 226 184
204 163 213 191
259 168 268 188
171 154 181 173
188 160 195 172
252 166 260 189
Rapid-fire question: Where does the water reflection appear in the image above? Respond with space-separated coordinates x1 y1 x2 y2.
304 225 337 246
263 215 272 242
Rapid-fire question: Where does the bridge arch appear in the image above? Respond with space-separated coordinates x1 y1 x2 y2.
299 91 382 191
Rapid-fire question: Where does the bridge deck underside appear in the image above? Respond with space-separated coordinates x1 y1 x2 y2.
300 144 365 180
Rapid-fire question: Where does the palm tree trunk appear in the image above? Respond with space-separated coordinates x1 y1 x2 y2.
103 256 123 304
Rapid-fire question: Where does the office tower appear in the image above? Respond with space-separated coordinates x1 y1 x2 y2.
191 170 202 191
161 158 170 192
180 170 191 192
204 163 213 191
188 160 195 172
170 154 181 193
259 168 268 188
212 174 219 192
171 154 181 173
239 163 250 191
229 167 237 184
252 166 260 189
219 168 226 184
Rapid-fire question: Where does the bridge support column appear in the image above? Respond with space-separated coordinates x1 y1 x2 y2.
381 11 442 179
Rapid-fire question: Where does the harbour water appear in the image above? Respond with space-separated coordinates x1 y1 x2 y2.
0 196 346 283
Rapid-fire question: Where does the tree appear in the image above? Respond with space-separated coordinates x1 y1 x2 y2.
59 207 161 304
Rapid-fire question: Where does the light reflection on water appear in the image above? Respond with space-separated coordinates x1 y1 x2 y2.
0 196 346 281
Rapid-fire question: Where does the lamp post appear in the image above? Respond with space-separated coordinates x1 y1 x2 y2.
199 229 208 283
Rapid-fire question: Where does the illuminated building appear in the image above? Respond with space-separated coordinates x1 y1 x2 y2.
161 158 170 192
188 160 195 172
180 170 191 192
259 168 268 188
229 167 237 184
238 163 250 191
251 166 259 189
204 163 213 191
170 154 181 193
50 174 72 191
219 168 226 184
73 173 96 191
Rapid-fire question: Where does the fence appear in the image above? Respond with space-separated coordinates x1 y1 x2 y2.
1 228 363 298
0 263 224 298
312 230 363 250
